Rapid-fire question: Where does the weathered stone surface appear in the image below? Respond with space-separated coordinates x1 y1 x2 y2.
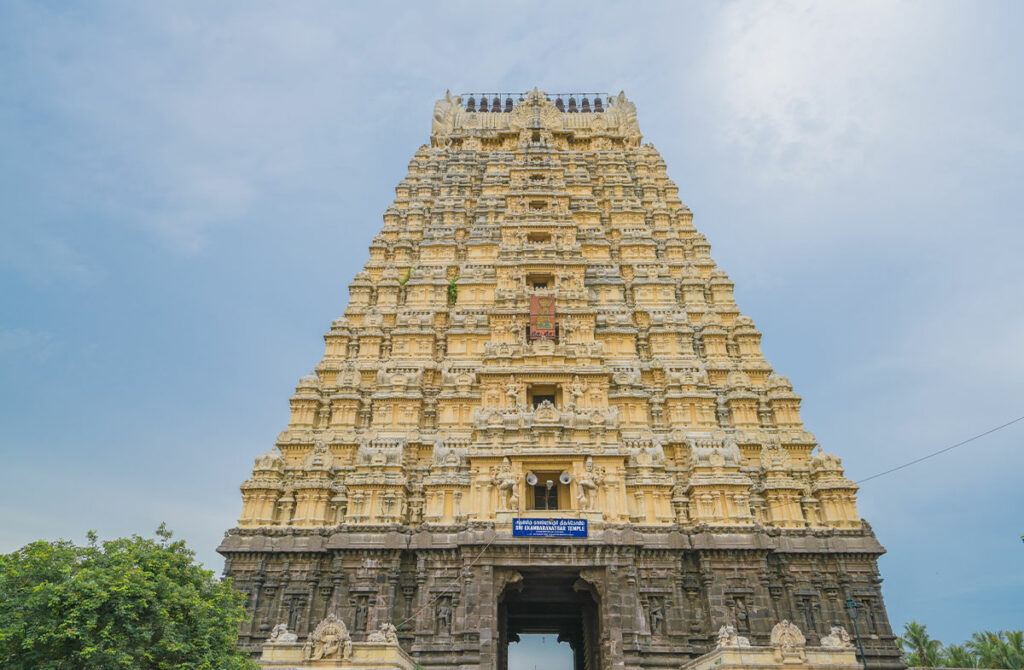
221 89 902 670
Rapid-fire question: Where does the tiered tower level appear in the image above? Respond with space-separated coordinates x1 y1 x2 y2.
220 89 901 670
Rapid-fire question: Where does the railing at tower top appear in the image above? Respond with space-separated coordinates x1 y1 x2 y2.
457 92 614 114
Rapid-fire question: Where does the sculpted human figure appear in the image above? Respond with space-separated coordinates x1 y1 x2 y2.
436 598 453 633
648 599 665 635
570 375 585 405
504 375 520 406
305 613 351 661
493 457 519 511
576 457 603 510
354 600 368 631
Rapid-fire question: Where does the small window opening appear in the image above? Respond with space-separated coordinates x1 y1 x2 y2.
527 384 561 408
533 480 559 510
531 130 541 142
528 273 553 289
529 200 548 211
527 231 552 244
532 394 555 408
526 471 567 511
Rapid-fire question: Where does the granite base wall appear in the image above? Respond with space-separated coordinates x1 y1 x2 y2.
220 527 903 670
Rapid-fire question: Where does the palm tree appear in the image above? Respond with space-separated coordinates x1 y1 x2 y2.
967 630 1023 669
900 621 944 667
941 643 977 668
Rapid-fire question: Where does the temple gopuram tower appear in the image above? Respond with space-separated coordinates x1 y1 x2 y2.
220 89 902 670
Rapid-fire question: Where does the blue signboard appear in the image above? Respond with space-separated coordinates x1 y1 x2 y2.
512 518 588 538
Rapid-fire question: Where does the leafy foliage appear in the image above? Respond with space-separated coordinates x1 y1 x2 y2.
967 631 1024 670
447 277 459 305
0 525 257 670
901 621 944 667
899 621 1023 668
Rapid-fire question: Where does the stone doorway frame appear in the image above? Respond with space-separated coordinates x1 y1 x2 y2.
495 568 603 670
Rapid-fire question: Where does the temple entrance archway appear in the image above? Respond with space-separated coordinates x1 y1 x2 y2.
497 569 601 670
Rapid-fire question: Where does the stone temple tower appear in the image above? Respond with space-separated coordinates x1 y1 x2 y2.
220 89 902 670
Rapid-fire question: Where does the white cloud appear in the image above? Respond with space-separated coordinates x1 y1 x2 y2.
697 2 951 184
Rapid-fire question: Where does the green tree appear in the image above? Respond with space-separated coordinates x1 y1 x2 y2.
967 630 1024 669
0 525 257 670
941 643 978 668
901 621 944 667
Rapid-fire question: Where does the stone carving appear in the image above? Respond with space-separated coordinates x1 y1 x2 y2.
354 598 368 632
432 90 459 140
569 375 585 405
303 440 333 471
576 456 604 510
691 436 743 468
368 622 399 645
493 457 519 511
771 620 807 650
648 597 665 635
432 437 466 467
435 597 453 634
268 622 298 644
304 613 352 661
820 625 854 649
503 375 521 406
716 624 751 648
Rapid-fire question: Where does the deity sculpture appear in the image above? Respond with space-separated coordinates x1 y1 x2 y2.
716 624 751 648
493 457 519 511
504 375 520 406
569 375 585 406
770 620 807 651
436 597 453 634
268 622 297 644
431 90 458 139
354 599 369 632
820 625 854 649
368 622 400 645
304 613 352 661
576 457 604 511
648 598 665 635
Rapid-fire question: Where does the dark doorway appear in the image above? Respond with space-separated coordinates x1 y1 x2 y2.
498 570 601 670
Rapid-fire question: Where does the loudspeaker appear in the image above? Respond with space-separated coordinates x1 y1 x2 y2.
559 471 572 485
525 472 538 486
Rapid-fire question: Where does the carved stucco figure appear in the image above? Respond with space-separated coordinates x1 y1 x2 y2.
304 613 352 661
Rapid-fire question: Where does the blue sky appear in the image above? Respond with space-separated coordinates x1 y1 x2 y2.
1 1 1021 660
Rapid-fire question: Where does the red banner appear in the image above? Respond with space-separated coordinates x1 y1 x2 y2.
529 295 556 340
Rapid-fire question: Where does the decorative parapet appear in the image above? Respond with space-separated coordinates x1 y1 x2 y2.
472 401 620 431
684 622 859 670
258 618 414 670
431 88 641 148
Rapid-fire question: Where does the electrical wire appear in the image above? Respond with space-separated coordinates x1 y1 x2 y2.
389 412 1024 629
394 530 497 630
855 413 1024 484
